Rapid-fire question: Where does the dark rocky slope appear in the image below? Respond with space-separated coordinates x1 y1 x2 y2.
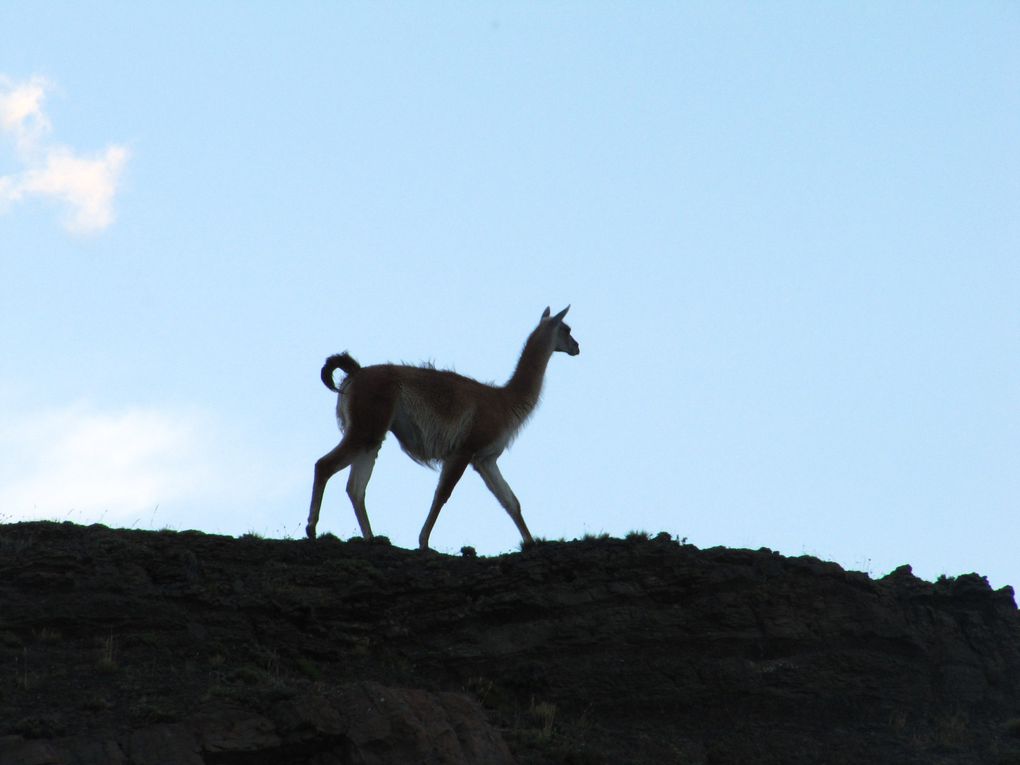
1 521 1019 764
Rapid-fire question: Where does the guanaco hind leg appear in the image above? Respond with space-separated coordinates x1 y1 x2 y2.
345 447 380 541
308 372 394 540
307 439 357 538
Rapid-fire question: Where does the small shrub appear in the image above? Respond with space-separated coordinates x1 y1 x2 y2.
82 694 112 711
250 643 281 677
97 634 117 673
934 711 969 748
132 700 177 724
17 647 30 689
519 537 549 551
465 676 496 705
529 700 557 743
231 666 265 685
888 710 909 733
35 628 61 643
295 656 321 680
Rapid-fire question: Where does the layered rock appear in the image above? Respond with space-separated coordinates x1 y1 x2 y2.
1 522 1018 764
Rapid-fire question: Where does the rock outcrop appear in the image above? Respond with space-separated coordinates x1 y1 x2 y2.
1 522 1019 764
0 681 512 765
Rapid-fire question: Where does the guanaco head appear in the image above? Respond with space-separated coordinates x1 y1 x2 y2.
542 305 581 356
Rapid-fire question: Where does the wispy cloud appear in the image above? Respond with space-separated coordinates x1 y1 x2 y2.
0 75 129 234
0 401 304 533
0 403 213 524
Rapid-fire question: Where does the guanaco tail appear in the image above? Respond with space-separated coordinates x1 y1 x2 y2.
307 306 580 550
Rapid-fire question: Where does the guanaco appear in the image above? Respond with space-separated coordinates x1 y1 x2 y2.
306 306 579 550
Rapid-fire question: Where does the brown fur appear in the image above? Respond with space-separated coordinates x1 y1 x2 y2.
306 307 580 549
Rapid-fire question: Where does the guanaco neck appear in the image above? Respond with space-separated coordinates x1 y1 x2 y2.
504 325 554 415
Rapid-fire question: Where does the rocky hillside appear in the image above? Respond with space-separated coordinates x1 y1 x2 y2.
1 521 1019 764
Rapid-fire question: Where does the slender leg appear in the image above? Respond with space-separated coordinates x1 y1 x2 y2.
307 439 358 539
418 455 471 550
346 446 380 541
473 457 534 546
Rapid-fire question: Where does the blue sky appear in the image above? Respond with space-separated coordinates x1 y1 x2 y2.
1 4 1017 589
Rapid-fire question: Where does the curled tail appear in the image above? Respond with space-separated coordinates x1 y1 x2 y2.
321 352 362 391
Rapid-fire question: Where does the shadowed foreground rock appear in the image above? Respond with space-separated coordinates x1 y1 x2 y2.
0 681 512 765
1 522 1019 764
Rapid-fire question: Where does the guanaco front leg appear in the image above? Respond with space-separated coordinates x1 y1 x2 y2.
473 457 534 546
418 455 471 550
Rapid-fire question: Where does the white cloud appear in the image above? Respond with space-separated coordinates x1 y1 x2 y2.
0 401 306 533
0 403 214 525
17 145 130 233
0 75 51 151
0 75 129 234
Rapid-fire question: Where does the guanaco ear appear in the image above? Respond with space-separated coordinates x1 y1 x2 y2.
542 307 551 320
553 305 570 322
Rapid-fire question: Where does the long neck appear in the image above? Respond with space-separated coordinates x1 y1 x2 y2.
505 325 554 413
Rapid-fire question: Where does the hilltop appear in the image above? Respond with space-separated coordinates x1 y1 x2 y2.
1 521 1019 764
